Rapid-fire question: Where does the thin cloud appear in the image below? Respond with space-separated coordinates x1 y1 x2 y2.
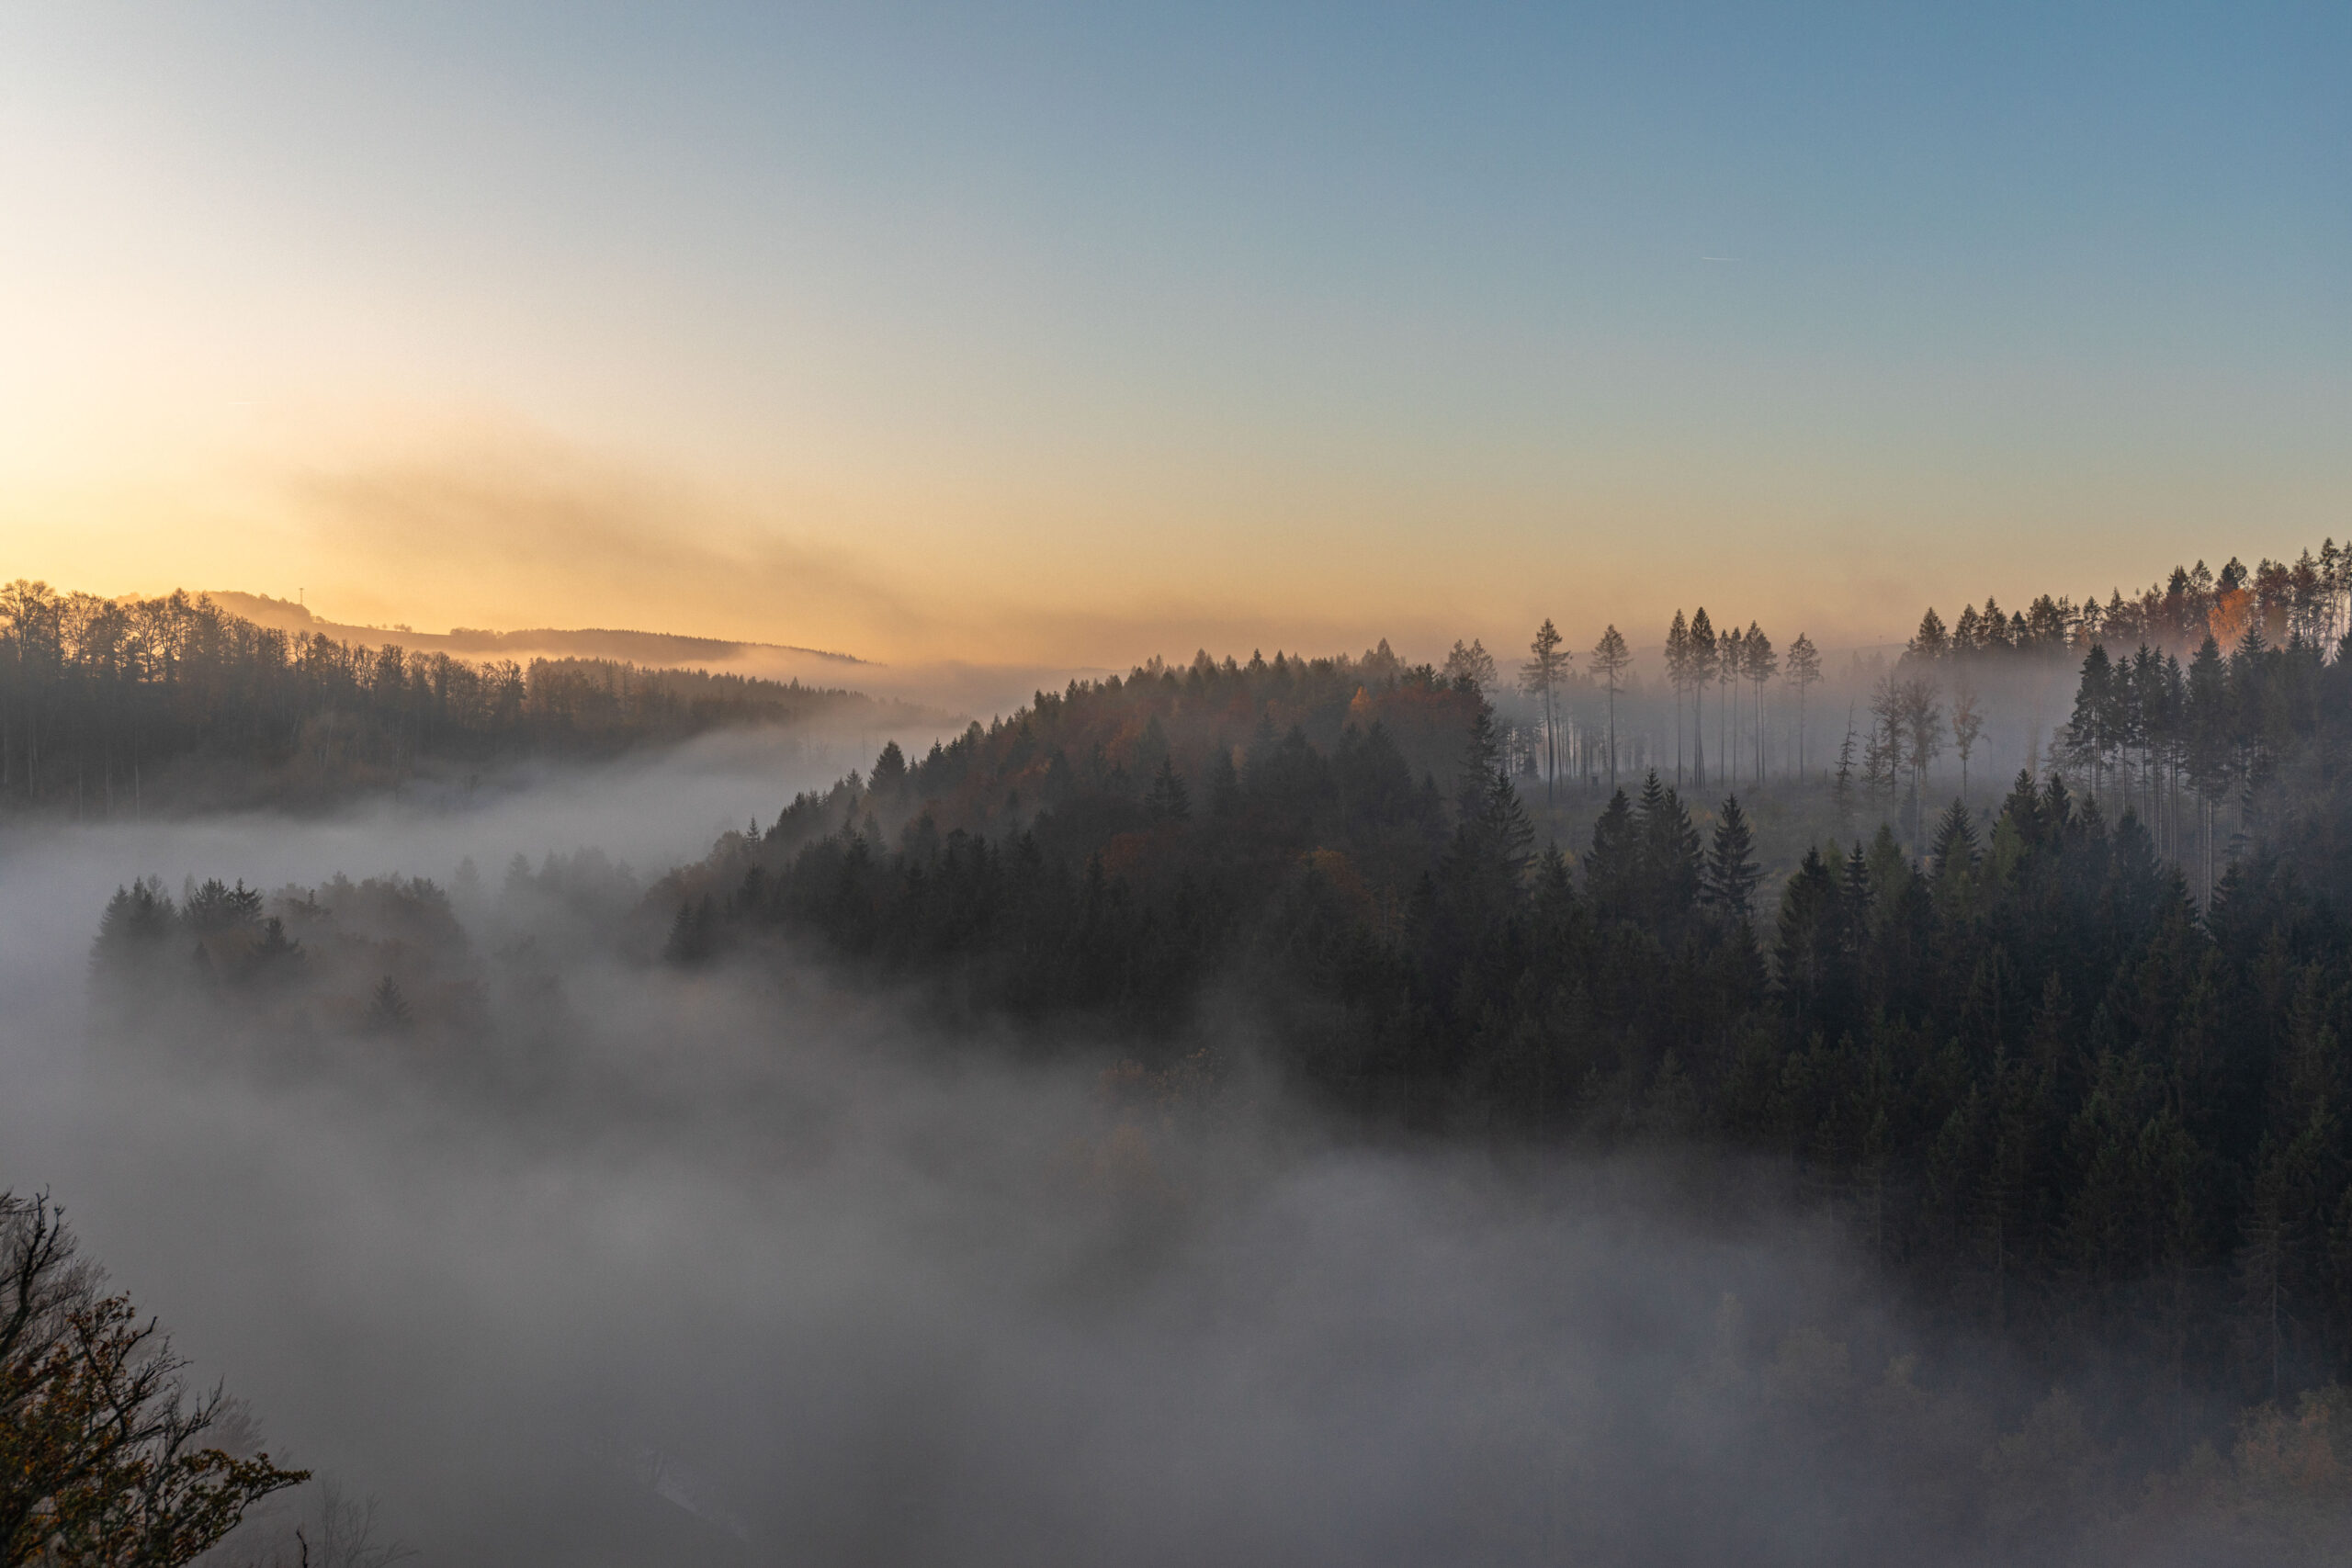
283 428 919 658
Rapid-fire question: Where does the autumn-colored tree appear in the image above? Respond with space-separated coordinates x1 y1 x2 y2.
2 1195 307 1565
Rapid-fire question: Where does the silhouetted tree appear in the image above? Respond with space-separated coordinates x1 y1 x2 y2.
1702 795 1761 919
1687 609 1717 791
1520 620 1570 804
1589 625 1630 794
1951 686 1984 796
1741 623 1776 785
2 1194 307 1563
1785 632 1822 781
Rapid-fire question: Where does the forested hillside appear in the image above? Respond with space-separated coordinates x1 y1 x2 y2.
83 541 2352 1553
0 580 933 815
616 551 2352 1452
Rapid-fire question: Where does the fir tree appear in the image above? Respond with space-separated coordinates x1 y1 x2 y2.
1702 795 1760 919
1145 758 1192 822
363 976 413 1033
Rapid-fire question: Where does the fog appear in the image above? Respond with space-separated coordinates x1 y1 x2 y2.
0 728 2245 1566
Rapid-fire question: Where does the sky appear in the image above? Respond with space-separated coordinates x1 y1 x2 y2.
1 3 2345 669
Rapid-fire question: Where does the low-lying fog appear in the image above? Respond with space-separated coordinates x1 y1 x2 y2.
0 726 2198 1565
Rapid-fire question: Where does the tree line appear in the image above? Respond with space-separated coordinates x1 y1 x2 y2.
0 580 907 815
1452 540 2348 806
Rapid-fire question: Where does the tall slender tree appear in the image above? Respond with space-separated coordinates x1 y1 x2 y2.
1590 625 1631 795
1951 685 1984 797
1688 609 1716 791
1666 612 1692 787
1520 620 1570 806
1717 624 1742 792
1832 711 1859 835
1742 623 1776 785
1785 632 1821 782
1898 676 1944 853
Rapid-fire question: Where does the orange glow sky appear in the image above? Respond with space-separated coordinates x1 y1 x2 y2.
3 6 2345 670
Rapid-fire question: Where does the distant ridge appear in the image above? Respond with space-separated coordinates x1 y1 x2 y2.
202 591 869 669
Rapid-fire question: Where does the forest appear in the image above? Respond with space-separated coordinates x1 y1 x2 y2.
630 546 2352 1485
65 538 2352 1561
0 580 926 815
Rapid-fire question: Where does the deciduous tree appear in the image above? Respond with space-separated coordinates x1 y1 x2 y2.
2 1195 307 1566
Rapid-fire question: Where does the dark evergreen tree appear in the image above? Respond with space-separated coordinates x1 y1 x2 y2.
1702 795 1760 919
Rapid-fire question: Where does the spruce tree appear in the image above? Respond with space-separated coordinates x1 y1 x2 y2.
1635 773 1701 929
1145 758 1191 822
1583 788 1641 925
1930 799 1980 880
1702 795 1760 919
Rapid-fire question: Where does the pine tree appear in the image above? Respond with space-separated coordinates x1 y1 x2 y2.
663 897 718 966
1145 757 1191 822
1702 795 1761 919
1583 788 1641 925
1688 609 1717 790
1205 745 1241 817
2064 645 2116 802
1741 623 1776 785
1717 624 1742 791
363 975 413 1033
1521 618 1571 804
1442 638 1499 693
1772 847 1841 1018
1634 772 1701 930
1447 698 1534 901
1589 625 1631 794
1929 799 1979 880
1666 611 1692 788
1785 632 1822 781
1832 715 1858 835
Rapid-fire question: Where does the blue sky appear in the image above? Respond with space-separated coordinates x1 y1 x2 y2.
3 3 2345 661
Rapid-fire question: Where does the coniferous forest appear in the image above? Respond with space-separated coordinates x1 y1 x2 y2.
629 547 2352 1474
55 539 2352 1562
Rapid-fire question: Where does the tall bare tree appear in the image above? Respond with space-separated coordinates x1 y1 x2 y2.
1589 625 1630 793
1951 685 1984 797
1520 620 1571 805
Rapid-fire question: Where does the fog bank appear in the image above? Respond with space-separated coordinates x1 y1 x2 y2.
0 746 2291 1566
